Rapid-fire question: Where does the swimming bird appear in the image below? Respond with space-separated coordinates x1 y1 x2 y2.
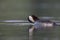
28 15 58 38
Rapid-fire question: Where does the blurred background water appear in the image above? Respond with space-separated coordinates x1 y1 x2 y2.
0 0 60 40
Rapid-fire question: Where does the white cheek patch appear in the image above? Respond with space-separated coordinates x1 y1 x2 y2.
29 16 35 22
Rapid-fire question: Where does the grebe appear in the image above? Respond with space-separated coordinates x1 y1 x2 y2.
28 15 56 38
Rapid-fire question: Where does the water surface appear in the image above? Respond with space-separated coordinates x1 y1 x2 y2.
0 25 60 40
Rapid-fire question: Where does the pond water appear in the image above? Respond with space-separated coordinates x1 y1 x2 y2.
0 25 60 40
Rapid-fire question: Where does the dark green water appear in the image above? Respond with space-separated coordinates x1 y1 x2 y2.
0 0 60 40
0 25 29 40
0 25 60 40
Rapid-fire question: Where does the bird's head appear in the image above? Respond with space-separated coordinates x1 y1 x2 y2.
28 15 39 23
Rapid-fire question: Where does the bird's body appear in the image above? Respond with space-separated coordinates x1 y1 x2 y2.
33 19 55 30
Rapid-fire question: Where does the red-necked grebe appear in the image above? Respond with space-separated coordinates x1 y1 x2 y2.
28 15 59 40
28 15 56 30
